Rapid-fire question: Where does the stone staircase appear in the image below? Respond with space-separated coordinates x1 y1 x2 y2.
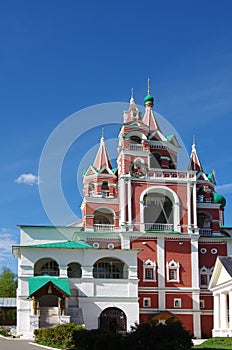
39 307 59 328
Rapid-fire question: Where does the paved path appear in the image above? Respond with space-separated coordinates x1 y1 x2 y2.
0 336 57 350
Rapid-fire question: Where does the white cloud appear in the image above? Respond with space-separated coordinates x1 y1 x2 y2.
15 173 39 186
215 184 232 195
0 228 18 264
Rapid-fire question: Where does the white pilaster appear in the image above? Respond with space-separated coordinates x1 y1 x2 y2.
187 182 192 232
193 182 197 228
214 293 220 330
127 176 132 229
220 292 228 330
157 236 165 309
191 237 199 289
59 265 68 277
119 178 126 227
229 290 232 329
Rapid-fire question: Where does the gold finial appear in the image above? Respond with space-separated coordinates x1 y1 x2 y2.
147 78 150 94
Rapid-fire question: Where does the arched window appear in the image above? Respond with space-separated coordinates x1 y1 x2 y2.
34 258 59 276
88 182 94 196
130 135 141 144
150 152 161 168
67 263 82 278
166 260 180 282
101 181 109 197
143 193 173 231
94 208 114 231
143 260 156 281
93 257 127 279
199 266 211 287
198 212 212 236
168 157 176 169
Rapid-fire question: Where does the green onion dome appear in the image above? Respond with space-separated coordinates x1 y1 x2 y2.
144 93 154 106
214 192 226 208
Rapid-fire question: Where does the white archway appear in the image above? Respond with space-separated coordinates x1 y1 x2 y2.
139 186 181 232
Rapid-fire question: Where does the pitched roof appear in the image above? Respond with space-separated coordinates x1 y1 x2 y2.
28 240 93 249
218 256 232 277
143 108 160 132
28 276 71 296
93 136 112 170
188 143 203 172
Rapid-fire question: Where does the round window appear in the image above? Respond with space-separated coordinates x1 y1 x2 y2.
200 248 207 254
211 248 218 255
108 243 115 249
93 242 100 249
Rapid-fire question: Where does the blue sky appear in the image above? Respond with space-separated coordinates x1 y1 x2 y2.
1 1 232 273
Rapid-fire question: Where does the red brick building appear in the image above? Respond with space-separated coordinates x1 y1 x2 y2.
79 85 231 338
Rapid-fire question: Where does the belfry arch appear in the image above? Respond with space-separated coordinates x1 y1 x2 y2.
140 186 181 232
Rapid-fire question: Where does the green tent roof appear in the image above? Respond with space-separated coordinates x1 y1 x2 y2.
28 276 71 296
29 240 93 249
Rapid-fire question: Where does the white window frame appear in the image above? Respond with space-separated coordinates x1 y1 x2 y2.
143 297 151 307
199 266 212 287
174 298 182 308
166 260 180 282
143 260 156 282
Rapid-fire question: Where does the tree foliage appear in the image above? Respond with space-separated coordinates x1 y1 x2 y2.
0 267 17 297
40 319 192 350
124 319 193 350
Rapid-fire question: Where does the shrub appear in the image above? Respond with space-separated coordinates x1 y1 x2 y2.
34 323 84 349
0 327 11 337
73 328 125 350
124 319 193 350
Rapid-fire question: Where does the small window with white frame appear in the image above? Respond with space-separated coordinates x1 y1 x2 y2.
143 260 156 282
174 298 181 308
199 266 212 287
143 297 151 307
200 300 205 308
166 260 180 282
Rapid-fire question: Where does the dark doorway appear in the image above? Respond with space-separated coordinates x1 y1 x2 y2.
99 307 126 333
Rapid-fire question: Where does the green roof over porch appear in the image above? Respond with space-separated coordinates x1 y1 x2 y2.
28 240 93 249
28 276 71 296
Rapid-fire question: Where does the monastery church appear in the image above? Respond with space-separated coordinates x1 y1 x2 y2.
13 83 231 339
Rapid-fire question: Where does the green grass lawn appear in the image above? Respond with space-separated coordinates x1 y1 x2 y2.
193 338 232 349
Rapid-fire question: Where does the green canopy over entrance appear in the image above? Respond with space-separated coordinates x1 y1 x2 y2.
28 276 71 297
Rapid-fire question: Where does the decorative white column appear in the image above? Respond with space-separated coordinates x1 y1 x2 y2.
157 236 165 309
191 235 201 338
187 182 192 232
119 178 126 228
229 291 232 330
213 293 220 331
127 176 132 229
220 292 228 330
191 237 199 289
193 182 197 229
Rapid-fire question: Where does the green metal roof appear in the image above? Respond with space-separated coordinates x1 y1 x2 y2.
29 240 93 249
167 135 174 141
28 276 71 296
145 230 181 234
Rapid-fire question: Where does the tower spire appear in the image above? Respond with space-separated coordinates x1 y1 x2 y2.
188 137 203 172
147 78 151 94
130 88 135 105
93 133 112 170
